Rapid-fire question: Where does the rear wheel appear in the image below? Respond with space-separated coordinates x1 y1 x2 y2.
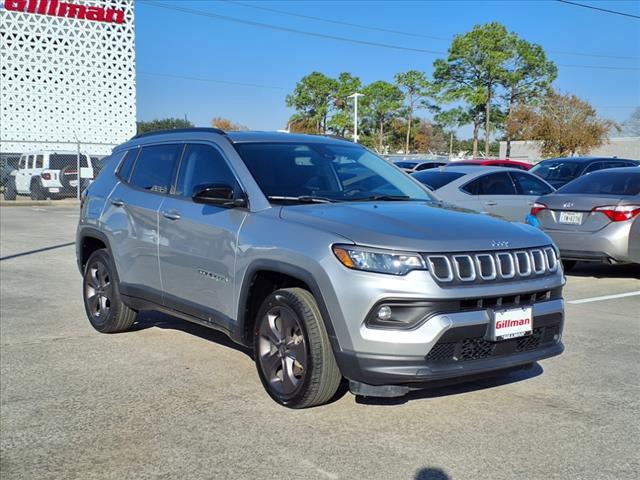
562 260 577 272
30 178 46 200
254 288 341 408
83 249 136 333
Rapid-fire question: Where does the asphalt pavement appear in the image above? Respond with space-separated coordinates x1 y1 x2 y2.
1 205 639 480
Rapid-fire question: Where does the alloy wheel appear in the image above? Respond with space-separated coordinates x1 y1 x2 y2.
85 261 113 321
257 305 308 397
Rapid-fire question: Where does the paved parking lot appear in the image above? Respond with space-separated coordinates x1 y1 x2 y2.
1 205 639 480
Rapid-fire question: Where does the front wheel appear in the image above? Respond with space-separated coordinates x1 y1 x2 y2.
83 249 136 333
30 179 46 200
254 288 342 408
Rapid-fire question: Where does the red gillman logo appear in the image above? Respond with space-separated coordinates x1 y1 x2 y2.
496 318 530 329
4 0 125 24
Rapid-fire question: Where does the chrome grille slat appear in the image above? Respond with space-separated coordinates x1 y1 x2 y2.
424 247 557 285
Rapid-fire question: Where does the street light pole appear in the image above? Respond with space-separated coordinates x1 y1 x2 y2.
348 92 364 143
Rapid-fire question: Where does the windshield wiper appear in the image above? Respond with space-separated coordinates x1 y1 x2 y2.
347 195 413 202
267 195 337 204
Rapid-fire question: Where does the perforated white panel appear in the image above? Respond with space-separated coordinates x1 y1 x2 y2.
0 0 136 155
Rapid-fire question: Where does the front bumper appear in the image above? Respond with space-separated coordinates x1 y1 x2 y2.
334 302 564 388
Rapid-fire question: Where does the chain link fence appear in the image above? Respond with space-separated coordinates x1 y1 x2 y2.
1 141 114 201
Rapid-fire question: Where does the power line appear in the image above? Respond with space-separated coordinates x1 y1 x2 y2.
138 71 289 90
227 0 640 61
139 1 640 71
556 0 640 20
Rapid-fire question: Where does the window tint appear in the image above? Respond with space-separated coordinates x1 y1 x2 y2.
558 171 640 196
27 155 34 169
584 162 604 173
49 154 89 170
175 144 238 197
130 144 182 194
530 160 583 182
35 155 43 169
412 170 465 190
463 172 517 195
19 157 26 169
117 150 137 181
394 161 418 169
511 172 553 196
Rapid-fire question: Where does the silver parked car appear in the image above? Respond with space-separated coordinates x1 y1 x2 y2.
529 167 640 270
412 166 555 222
77 129 564 408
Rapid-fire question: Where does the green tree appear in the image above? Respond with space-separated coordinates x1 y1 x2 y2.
328 73 362 138
394 70 432 153
361 81 404 153
136 117 194 135
433 22 512 156
286 72 337 134
502 38 557 157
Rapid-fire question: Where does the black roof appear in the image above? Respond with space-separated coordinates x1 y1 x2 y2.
541 156 638 163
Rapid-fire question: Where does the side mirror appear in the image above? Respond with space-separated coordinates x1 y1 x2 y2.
192 183 247 208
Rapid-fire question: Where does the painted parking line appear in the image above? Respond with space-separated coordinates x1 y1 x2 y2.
567 291 640 305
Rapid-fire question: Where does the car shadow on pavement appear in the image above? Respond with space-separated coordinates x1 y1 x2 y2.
355 364 543 406
414 468 450 480
567 263 640 279
131 310 253 358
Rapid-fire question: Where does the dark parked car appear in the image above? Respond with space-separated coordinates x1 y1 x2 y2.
530 157 639 189
529 167 640 269
393 159 448 173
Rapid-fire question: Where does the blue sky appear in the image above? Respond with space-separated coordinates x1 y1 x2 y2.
135 0 640 135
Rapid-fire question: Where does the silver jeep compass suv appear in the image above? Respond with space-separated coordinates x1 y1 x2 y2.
77 129 565 408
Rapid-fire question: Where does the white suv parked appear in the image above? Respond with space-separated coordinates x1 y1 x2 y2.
4 150 94 200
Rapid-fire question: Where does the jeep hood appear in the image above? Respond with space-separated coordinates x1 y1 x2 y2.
280 201 552 252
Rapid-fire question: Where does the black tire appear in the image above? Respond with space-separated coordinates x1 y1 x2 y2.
562 260 577 272
83 249 136 333
30 178 46 200
3 179 16 200
59 164 78 195
254 287 342 408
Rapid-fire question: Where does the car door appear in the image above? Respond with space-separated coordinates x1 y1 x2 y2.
159 143 247 328
157 143 247 329
102 144 182 303
14 156 28 192
509 171 554 220
475 172 523 221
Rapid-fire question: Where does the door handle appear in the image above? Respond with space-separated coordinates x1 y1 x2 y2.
485 201 498 206
162 210 181 221
110 199 124 207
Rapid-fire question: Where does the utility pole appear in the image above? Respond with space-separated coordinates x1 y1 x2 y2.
449 132 453 161
348 92 364 143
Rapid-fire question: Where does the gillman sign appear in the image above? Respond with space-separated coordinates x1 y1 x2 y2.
4 0 126 24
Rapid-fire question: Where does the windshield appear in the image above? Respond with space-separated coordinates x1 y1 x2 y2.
394 161 418 169
235 142 434 202
412 170 465 190
531 160 583 183
557 170 640 196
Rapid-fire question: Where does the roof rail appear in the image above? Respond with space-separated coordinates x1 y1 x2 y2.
132 127 226 140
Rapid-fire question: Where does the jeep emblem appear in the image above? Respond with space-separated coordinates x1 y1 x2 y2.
491 240 510 248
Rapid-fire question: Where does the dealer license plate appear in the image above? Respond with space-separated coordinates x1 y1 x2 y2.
488 306 533 341
559 211 583 225
49 188 60 193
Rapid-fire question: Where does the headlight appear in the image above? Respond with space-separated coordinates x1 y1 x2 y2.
332 245 427 275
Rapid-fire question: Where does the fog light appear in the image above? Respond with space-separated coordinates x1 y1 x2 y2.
377 306 392 321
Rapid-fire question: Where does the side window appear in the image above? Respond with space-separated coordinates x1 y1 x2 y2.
117 150 136 181
129 144 182 193
461 178 480 195
27 155 35 169
511 172 553 196
175 144 239 197
475 172 517 195
584 162 603 174
19 157 26 169
35 155 43 169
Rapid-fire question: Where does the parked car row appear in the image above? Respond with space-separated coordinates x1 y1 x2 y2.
405 157 639 269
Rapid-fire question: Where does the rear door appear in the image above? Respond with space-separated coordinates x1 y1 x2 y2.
14 156 29 193
473 172 525 221
510 171 554 220
158 142 247 327
102 144 182 302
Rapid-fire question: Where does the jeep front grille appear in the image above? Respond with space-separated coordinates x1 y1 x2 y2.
424 247 557 285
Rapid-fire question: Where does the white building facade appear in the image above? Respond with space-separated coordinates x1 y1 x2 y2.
499 137 640 163
0 0 136 156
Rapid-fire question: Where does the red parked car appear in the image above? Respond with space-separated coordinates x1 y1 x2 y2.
448 159 533 170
